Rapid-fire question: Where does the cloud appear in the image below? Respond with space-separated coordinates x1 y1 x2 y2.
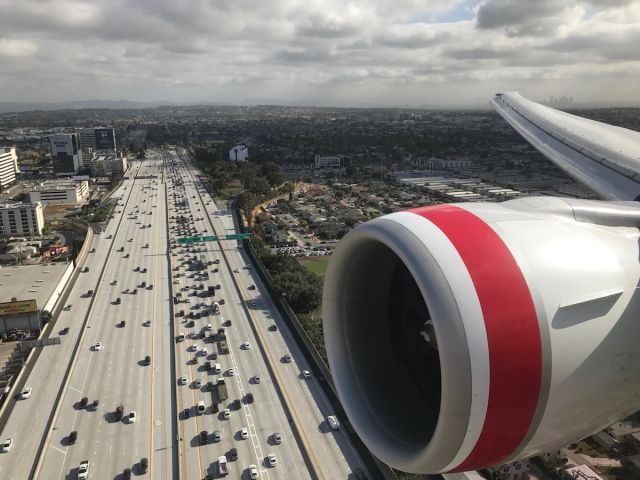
0 0 638 106
0 38 37 57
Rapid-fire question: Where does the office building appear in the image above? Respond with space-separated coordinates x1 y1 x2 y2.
50 133 82 175
79 127 116 151
27 180 89 205
314 154 342 169
229 144 249 161
90 153 128 176
0 147 18 187
0 202 45 236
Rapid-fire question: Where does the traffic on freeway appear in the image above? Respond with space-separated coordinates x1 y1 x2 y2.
0 147 369 480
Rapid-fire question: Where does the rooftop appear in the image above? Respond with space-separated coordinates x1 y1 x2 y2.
0 263 71 309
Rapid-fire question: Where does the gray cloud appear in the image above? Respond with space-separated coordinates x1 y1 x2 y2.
0 0 638 106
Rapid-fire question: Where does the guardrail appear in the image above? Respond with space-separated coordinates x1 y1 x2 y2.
232 200 398 480
0 221 94 437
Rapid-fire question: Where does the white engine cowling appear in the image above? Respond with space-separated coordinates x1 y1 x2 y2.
322 197 640 473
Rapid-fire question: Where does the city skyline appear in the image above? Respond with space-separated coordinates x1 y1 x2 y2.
1 0 640 107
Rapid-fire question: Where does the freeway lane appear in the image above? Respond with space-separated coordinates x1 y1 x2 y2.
34 152 177 480
179 148 369 479
167 151 312 479
0 162 144 480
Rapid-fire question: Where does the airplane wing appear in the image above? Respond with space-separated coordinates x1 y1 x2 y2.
492 92 640 201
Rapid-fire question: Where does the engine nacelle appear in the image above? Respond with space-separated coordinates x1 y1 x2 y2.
322 197 640 473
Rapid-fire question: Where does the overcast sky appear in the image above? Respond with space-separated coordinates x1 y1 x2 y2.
1 0 640 107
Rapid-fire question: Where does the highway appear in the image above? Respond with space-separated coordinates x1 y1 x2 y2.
0 160 149 479
0 147 369 480
173 148 368 479
34 152 177 480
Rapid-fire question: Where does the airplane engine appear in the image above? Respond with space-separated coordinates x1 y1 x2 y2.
322 197 640 473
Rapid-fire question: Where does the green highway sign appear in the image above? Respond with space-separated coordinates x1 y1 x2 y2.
178 233 251 244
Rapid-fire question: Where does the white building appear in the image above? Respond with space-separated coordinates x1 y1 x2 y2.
0 147 18 187
314 154 342 169
27 180 90 205
0 202 45 236
90 153 128 176
229 144 249 162
426 157 472 170
50 133 82 174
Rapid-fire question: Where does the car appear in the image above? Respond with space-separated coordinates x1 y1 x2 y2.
59 327 69 335
94 342 103 351
327 415 340 430
239 428 248 439
273 432 282 444
68 430 78 444
20 387 32 399
241 342 251 349
233 399 242 410
143 355 151 365
197 401 205 414
223 408 230 419
200 430 208 445
250 301 257 307
282 354 292 363
91 399 99 410
245 392 254 404
218 299 225 305
268 324 278 331
140 458 149 473
128 411 137 423
267 453 278 467
248 465 258 479
248 285 256 290
354 468 369 480
78 460 89 479
64 304 72 310
1 438 13 453
80 397 89 408
123 468 131 480
302 370 311 379
227 368 235 376
115 297 121 304
184 408 191 419
194 379 202 388
213 430 221 442
119 320 126 327
253 375 261 384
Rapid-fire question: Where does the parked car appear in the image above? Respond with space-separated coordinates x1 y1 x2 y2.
1 438 13 452
69 431 78 444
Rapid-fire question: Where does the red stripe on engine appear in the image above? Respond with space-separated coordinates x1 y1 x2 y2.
411 205 541 471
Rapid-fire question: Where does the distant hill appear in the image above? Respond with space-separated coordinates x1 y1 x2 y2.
0 100 232 113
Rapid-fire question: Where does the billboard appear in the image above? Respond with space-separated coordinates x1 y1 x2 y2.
0 299 37 317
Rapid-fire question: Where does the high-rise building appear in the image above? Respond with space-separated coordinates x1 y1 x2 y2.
0 147 18 187
79 127 116 151
0 202 45 236
50 133 82 175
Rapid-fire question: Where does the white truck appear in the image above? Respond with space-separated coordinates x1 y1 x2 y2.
218 455 228 476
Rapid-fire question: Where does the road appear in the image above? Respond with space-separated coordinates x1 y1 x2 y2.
0 147 368 480
33 152 177 480
173 147 368 479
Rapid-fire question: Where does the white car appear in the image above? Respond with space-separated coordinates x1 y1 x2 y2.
253 375 261 384
128 411 137 423
94 342 103 351
78 460 89 479
240 428 248 439
302 370 311 379
1 438 13 452
248 464 258 479
241 342 251 349
178 376 187 385
227 368 235 376
267 453 278 467
20 387 32 399
223 408 230 419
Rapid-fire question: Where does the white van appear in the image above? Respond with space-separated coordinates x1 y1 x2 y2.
213 363 221 374
197 400 205 414
327 415 340 430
